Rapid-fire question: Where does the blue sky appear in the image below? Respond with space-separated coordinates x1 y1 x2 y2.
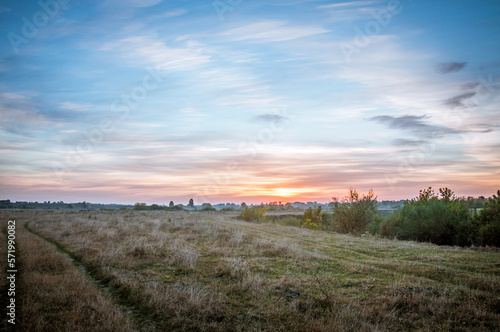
1 0 499 204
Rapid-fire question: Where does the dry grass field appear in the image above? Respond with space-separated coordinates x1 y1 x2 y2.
1 209 499 331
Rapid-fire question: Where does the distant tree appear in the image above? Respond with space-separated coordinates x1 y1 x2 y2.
169 201 174 208
439 187 456 203
239 206 267 222
201 203 215 211
134 203 148 211
332 188 378 235
241 202 247 209
188 198 194 207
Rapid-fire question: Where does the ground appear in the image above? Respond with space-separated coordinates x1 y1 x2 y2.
1 209 499 331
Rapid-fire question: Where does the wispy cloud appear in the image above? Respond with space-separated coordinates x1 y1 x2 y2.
253 113 289 122
220 21 329 42
60 102 94 112
370 115 457 138
443 91 477 109
318 1 376 9
110 36 212 71
436 62 467 74
105 0 162 8
149 8 187 21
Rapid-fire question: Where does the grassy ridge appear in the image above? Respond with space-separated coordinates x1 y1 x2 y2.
2 210 500 331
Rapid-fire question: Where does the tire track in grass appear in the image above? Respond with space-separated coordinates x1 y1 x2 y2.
24 221 156 332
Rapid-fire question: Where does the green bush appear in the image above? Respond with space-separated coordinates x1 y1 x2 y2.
379 187 479 246
320 212 334 229
379 211 400 238
302 206 322 229
473 190 500 247
238 206 268 222
367 214 383 235
395 199 468 245
331 188 378 235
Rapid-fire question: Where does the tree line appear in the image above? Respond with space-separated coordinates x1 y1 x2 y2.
238 187 500 247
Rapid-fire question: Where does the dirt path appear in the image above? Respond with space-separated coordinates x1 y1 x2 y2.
1 218 139 331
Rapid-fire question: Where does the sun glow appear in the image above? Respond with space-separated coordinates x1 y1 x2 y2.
270 188 309 197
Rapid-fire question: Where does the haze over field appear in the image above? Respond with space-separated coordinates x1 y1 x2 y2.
1 0 499 204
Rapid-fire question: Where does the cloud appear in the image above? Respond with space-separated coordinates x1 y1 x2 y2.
253 113 289 122
371 115 457 138
105 0 162 8
443 91 477 109
220 21 329 42
318 1 376 9
60 102 94 112
111 36 211 71
436 62 467 74
149 8 187 20
392 139 427 147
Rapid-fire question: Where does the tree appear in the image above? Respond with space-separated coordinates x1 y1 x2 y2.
241 202 247 209
473 190 500 247
201 203 215 211
239 206 267 222
133 202 148 211
439 187 456 203
169 201 174 208
188 198 194 208
332 188 378 235
302 206 322 229
381 187 473 246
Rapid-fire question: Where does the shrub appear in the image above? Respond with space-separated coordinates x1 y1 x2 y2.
302 206 322 229
331 188 378 235
238 206 268 222
320 212 334 229
396 199 463 245
381 187 475 246
367 214 383 235
379 211 400 237
473 190 500 247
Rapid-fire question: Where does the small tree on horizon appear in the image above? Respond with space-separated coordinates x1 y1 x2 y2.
332 188 378 235
188 198 194 207
169 201 174 208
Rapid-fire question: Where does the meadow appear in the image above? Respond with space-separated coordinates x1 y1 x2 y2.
1 209 499 331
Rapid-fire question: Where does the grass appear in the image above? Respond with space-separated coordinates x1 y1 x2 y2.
0 212 135 332
1 209 499 331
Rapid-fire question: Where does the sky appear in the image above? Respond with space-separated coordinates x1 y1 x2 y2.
0 0 499 205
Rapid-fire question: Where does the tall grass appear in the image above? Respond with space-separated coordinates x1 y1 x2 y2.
1 209 498 331
15 220 134 331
